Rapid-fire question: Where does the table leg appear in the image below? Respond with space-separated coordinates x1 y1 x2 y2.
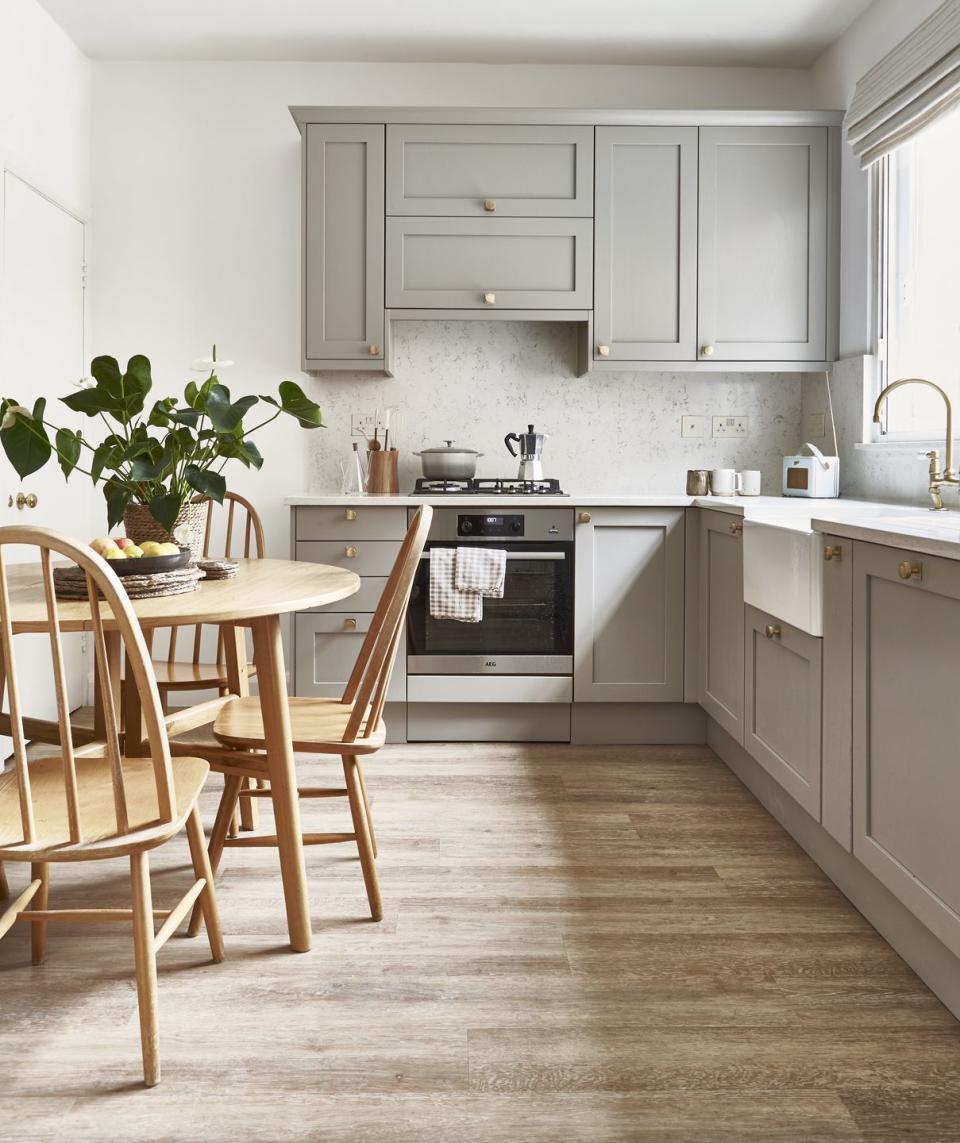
223 626 258 832
93 630 122 740
250 614 311 953
122 630 153 758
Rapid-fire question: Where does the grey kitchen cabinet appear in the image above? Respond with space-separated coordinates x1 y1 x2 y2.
386 124 593 217
296 505 407 542
697 126 831 362
744 604 822 819
303 123 385 370
574 507 684 702
593 127 698 362
821 533 854 850
698 509 744 742
852 540 960 958
385 217 593 310
295 612 405 704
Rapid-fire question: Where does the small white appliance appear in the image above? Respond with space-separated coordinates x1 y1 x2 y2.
782 442 840 499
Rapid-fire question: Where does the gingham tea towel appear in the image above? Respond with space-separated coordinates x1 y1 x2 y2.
429 547 482 623
454 546 506 598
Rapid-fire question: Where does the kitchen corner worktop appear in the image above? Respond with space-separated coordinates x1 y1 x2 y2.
288 493 960 559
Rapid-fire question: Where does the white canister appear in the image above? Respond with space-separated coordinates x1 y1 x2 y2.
710 469 739 496
739 470 761 496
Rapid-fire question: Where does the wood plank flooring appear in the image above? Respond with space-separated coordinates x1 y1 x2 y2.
2 743 959 1141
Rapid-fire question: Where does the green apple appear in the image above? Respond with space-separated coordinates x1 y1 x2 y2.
157 542 180 556
124 545 144 558
139 541 164 557
101 546 124 560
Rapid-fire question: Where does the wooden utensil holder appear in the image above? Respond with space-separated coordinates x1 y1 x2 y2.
367 449 399 494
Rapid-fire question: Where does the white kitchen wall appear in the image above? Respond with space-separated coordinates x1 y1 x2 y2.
90 60 819 553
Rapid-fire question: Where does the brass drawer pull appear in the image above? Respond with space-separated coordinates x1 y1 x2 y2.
343 617 358 630
578 511 592 524
368 345 380 356
597 345 610 357
483 292 496 305
344 546 358 558
729 521 743 535
764 624 782 639
824 545 842 561
898 560 923 581
344 509 358 521
483 198 496 213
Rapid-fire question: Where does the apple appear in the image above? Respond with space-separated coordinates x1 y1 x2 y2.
124 545 144 558
115 537 135 550
90 537 112 555
157 542 180 556
139 541 165 557
101 546 124 560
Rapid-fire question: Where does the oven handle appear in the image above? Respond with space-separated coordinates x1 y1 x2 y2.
419 550 566 561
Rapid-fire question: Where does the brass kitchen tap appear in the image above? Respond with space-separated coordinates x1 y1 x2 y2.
873 377 958 510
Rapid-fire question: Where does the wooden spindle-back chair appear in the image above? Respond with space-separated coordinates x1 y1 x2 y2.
0 526 224 1088
187 506 432 932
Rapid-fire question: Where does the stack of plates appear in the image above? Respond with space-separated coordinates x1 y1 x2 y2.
196 558 239 581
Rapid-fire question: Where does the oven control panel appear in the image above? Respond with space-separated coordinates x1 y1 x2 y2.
458 514 524 537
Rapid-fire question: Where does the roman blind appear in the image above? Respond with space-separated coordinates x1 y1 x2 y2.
847 0 960 168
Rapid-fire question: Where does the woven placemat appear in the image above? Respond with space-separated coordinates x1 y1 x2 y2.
54 564 203 600
195 558 238 580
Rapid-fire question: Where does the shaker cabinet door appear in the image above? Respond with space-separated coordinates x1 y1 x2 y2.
852 542 960 958
698 510 745 742
303 123 385 368
697 126 829 362
574 508 685 702
593 127 698 361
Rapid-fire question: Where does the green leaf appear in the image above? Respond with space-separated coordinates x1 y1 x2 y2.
55 428 82 480
168 407 201 428
68 354 151 422
0 402 51 479
104 480 133 530
61 386 118 417
217 436 264 470
272 380 324 429
185 464 226 503
148 490 184 533
90 355 123 390
148 397 177 427
203 384 258 433
129 453 167 481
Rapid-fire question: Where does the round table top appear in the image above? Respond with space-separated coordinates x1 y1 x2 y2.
4 558 361 632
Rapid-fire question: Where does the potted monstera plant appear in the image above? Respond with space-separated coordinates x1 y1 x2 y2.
0 348 323 552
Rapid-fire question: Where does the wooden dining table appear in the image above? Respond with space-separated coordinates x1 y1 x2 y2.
2 557 360 953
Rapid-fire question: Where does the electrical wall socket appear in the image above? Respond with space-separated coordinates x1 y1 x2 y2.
351 412 389 438
681 415 707 438
804 413 827 439
712 415 749 439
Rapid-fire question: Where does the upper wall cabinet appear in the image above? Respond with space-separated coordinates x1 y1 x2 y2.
697 126 831 363
386 125 594 217
593 127 698 362
302 124 385 371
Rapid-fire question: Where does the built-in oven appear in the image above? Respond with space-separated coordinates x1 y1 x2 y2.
406 508 574 676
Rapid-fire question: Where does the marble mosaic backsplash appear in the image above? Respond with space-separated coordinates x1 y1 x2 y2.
306 321 804 496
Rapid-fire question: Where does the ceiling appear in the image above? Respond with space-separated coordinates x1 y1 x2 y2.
37 0 874 67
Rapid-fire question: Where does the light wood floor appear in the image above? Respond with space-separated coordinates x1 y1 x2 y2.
2 743 959 1142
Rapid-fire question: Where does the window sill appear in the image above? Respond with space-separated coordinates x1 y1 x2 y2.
854 440 956 453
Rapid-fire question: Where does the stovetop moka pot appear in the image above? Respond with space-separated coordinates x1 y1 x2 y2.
504 424 548 482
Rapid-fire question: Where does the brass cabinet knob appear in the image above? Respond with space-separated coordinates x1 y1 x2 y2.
10 492 38 510
483 292 496 305
483 198 496 212
898 560 922 580
578 511 592 524
764 624 782 639
701 344 715 357
368 345 380 356
343 617 358 630
728 521 743 535
597 345 610 357
824 545 842 561
344 546 358 558
344 509 358 521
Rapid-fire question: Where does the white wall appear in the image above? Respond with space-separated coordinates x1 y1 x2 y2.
91 60 816 554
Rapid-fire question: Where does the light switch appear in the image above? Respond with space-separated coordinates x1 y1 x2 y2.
681 415 707 438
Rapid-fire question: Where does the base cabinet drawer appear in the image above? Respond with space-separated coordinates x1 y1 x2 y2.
386 217 593 309
294 612 405 703
386 124 593 217
296 540 400 577
744 604 822 819
296 506 408 541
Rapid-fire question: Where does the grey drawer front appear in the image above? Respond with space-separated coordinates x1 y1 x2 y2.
296 539 399 577
386 125 593 217
294 612 405 702
296 506 407 540
386 217 593 309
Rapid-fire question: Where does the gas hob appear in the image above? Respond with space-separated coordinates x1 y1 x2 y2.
412 477 566 496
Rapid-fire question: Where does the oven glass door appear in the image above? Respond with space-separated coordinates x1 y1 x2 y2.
407 541 574 674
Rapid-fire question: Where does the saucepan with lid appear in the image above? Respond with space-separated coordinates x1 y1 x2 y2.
414 440 484 480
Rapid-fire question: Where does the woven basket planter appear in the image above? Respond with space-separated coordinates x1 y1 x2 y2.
122 500 207 557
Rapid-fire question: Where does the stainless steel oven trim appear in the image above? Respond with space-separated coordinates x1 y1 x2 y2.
407 654 573 675
419 550 566 561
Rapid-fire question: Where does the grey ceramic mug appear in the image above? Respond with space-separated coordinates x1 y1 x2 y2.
686 469 710 495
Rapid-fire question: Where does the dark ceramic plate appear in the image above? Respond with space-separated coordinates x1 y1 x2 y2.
105 547 192 576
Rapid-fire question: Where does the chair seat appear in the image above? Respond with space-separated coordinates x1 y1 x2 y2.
0 754 210 861
149 659 258 691
213 696 385 755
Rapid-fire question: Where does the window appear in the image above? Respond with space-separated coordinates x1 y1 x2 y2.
876 100 960 440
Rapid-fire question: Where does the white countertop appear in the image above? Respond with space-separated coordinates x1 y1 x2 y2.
286 492 960 559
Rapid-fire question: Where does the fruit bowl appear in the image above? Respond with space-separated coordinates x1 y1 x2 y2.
104 547 192 576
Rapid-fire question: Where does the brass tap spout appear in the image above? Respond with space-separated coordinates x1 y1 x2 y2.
873 377 957 509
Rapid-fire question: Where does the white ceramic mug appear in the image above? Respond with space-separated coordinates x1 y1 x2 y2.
710 468 740 496
739 470 762 496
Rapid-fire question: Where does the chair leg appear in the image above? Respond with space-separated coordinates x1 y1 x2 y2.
30 863 48 966
185 806 225 962
238 777 259 832
130 850 161 1087
342 755 382 922
0 861 8 901
355 761 377 858
188 774 242 938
